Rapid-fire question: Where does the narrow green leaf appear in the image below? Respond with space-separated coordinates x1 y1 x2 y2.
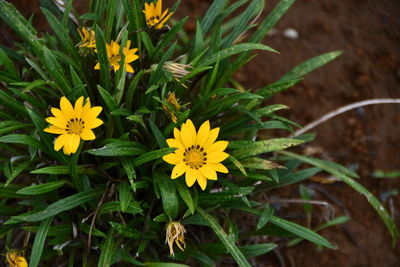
95 25 111 92
198 43 278 67
230 138 304 158
201 0 228 34
176 181 195 215
155 172 179 220
29 216 53 267
144 263 190 267
12 188 102 222
280 151 399 246
148 119 168 148
86 141 146 156
17 180 67 195
133 148 175 167
198 208 251 267
279 51 342 81
31 166 95 175
118 181 132 212
42 47 72 94
4 160 31 186
0 47 18 78
257 205 274 230
269 216 335 249
98 229 116 267
239 243 277 258
0 134 47 151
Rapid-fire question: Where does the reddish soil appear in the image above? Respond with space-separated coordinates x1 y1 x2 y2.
172 0 400 266
2 0 399 266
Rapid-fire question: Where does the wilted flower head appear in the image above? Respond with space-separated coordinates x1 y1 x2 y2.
163 62 192 79
6 250 28 267
165 221 186 256
77 27 96 49
162 92 181 123
143 0 174 29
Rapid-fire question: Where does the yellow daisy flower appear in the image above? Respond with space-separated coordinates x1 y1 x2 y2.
94 40 139 73
6 250 28 267
162 119 229 190
44 96 103 155
143 0 174 29
77 27 96 48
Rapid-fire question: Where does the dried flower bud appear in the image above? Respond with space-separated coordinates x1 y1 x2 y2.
165 221 187 256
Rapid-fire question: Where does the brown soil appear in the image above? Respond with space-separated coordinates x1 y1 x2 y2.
2 0 399 266
172 0 400 266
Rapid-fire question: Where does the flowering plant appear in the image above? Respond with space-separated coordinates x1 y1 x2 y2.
0 0 397 266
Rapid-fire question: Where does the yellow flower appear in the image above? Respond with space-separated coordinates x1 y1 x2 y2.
143 0 174 29
6 250 28 267
94 40 139 73
162 119 229 190
77 27 96 48
165 221 186 256
44 96 103 155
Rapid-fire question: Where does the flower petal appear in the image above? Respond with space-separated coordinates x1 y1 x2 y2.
171 162 187 179
166 138 184 150
46 116 66 129
163 153 181 165
85 118 103 129
196 120 210 146
209 163 229 173
185 119 197 143
173 128 184 147
54 134 68 151
197 174 207 190
207 151 229 163
60 97 75 119
180 122 193 148
50 107 64 119
94 62 100 70
185 168 197 187
203 127 220 148
74 96 84 118
44 125 66 134
125 63 134 73
80 129 96 140
66 134 80 154
200 165 218 180
82 106 102 121
206 140 228 153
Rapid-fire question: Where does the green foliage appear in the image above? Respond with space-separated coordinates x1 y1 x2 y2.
0 0 397 265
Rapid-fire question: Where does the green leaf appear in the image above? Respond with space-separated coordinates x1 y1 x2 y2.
144 263 190 267
230 138 304 158
0 0 43 54
31 166 95 175
197 208 251 267
279 51 342 81
257 205 274 230
98 229 116 267
280 151 399 246
148 119 168 148
17 180 67 195
41 8 77 61
265 167 321 190
29 216 53 267
98 85 118 111
239 243 277 258
198 43 278 67
42 47 72 94
0 47 18 78
176 181 195 214
269 216 335 249
0 134 47 151
201 0 228 34
133 148 175 167
95 25 111 92
86 141 146 156
155 172 179 220
118 181 132 212
12 188 102 222
4 159 31 186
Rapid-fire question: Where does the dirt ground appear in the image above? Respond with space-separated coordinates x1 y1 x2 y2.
2 0 399 266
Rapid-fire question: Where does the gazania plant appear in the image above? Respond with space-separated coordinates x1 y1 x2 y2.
0 0 397 266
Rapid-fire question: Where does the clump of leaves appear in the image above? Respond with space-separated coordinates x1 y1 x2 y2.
0 0 397 266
